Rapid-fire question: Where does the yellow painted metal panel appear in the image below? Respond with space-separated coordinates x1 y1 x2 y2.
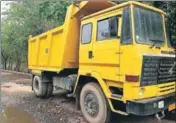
31 69 41 75
37 36 48 67
49 30 64 68
80 9 123 82
30 39 38 66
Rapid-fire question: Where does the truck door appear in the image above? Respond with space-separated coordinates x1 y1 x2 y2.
91 11 122 81
79 22 93 73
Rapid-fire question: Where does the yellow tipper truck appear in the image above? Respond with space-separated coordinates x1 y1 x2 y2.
28 1 176 123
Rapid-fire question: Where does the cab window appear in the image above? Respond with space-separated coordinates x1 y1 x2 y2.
121 6 132 44
97 16 118 41
81 23 92 44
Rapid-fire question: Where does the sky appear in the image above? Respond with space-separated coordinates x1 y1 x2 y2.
1 1 11 12
1 1 11 20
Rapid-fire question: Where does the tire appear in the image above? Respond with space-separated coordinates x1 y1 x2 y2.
80 82 111 123
47 82 53 97
32 75 53 98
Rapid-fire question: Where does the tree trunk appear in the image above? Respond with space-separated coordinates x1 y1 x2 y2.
8 59 13 70
4 60 7 69
17 60 21 72
10 61 13 70
8 59 10 70
3 57 8 70
15 59 21 72
1 52 8 70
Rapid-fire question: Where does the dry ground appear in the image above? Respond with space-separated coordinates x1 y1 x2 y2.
1 70 175 123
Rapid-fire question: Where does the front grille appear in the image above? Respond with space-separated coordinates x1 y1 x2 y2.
158 83 175 96
141 55 176 86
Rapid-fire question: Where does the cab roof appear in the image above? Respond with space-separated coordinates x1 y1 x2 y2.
81 1 166 21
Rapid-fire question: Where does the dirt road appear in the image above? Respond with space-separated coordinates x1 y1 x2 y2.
1 70 175 123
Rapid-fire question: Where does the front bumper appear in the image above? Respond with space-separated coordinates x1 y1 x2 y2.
126 93 176 116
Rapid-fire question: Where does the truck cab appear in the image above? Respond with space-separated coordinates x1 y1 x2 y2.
78 1 175 120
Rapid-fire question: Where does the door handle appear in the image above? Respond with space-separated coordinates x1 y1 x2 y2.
88 51 93 59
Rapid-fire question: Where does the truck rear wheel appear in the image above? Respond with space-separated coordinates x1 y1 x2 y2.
47 82 53 97
80 82 111 123
32 75 53 98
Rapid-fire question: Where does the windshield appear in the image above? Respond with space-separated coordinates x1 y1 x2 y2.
134 6 165 46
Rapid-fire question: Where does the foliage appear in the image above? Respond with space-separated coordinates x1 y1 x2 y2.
38 0 71 31
166 2 176 45
1 0 71 71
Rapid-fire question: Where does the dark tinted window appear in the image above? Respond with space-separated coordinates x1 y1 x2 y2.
166 21 172 47
81 23 92 44
97 16 118 41
121 6 132 44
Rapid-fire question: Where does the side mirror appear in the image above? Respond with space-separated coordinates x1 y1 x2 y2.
109 16 119 38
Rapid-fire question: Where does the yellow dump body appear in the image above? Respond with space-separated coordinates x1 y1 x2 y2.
28 1 115 72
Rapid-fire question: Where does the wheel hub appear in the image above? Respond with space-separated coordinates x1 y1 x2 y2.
84 93 99 116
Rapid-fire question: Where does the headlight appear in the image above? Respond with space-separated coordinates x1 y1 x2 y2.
139 87 145 96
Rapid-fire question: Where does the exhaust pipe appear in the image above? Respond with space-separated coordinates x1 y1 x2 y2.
155 111 165 121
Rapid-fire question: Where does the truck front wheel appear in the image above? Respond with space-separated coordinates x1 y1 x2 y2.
32 75 53 98
80 82 111 123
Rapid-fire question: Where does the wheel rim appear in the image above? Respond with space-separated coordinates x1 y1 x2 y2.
84 93 99 117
